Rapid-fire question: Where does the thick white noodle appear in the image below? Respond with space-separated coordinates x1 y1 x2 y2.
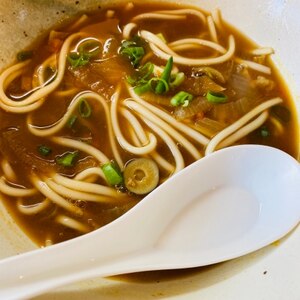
127 125 175 173
46 179 113 203
28 91 123 168
124 99 201 160
169 38 226 54
143 119 185 173
1 160 17 182
53 174 121 197
141 30 226 57
132 13 186 22
218 111 269 149
31 175 82 215
123 23 137 40
51 137 110 165
121 108 174 173
140 31 178 56
0 33 83 108
128 86 209 146
0 62 44 113
55 215 90 233
207 15 218 43
211 8 222 30
148 35 235 66
17 198 52 215
250 47 274 56
110 88 157 156
235 57 271 74
52 88 79 97
75 167 105 181
205 97 282 155
152 9 206 24
0 177 37 197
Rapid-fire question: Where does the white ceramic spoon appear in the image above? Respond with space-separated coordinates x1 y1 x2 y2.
0 145 299 300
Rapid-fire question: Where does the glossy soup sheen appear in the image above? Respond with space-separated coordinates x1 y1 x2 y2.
0 2 298 247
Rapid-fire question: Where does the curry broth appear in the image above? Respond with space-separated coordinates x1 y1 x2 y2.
0 2 298 246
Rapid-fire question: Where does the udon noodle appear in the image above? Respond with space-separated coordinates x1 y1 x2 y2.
0 2 297 246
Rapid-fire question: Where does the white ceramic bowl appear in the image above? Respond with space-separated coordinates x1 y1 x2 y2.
0 1 299 299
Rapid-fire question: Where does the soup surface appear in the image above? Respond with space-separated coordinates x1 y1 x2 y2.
0 2 298 246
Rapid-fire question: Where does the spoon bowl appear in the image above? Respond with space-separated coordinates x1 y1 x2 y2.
0 145 299 300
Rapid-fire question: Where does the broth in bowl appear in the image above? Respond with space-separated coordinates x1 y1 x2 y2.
0 2 298 247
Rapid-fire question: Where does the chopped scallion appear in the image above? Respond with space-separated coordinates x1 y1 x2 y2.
67 40 101 68
260 126 270 137
101 162 123 186
38 145 52 156
67 52 90 68
206 91 228 103
155 56 173 94
170 72 185 88
134 82 151 95
127 62 154 85
150 78 169 94
120 37 146 67
120 46 145 67
170 91 193 107
78 41 101 58
56 151 79 167
67 115 78 128
78 99 92 118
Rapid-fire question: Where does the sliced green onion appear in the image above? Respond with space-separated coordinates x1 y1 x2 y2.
67 40 101 68
67 52 90 68
170 72 185 88
56 151 79 167
139 62 154 82
101 162 123 186
170 91 193 107
206 91 228 103
17 50 33 61
120 38 146 67
78 41 101 58
38 145 52 156
120 46 145 67
121 40 136 49
260 126 270 137
78 99 92 118
155 56 173 94
150 78 169 94
134 82 151 95
67 115 77 128
127 62 154 85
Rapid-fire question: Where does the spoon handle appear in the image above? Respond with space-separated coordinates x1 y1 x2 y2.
0 235 129 299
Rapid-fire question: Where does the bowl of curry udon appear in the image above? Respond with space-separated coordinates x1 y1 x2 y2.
0 0 299 298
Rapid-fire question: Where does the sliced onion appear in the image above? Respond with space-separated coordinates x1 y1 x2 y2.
228 72 256 99
210 96 264 123
173 96 212 120
182 75 225 96
140 92 171 106
194 117 226 138
192 66 225 83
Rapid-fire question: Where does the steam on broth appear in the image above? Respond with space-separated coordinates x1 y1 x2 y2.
0 2 298 246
